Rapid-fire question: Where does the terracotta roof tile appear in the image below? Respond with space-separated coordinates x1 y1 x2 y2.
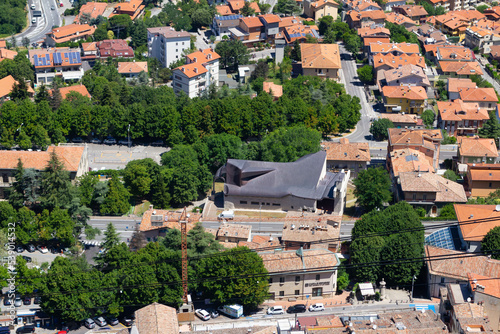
216 4 232 15
49 84 91 99
28 47 81 69
259 13 281 24
81 42 98 52
380 113 418 125
0 40 6 48
0 146 84 171
363 37 390 46
186 48 220 63
48 24 95 43
459 87 498 103
76 2 107 21
458 136 498 158
281 221 340 243
437 100 489 122
238 235 281 249
310 0 339 9
259 248 338 273
173 62 208 78
322 138 370 162
0 75 34 99
388 128 442 147
370 42 420 54
357 26 390 38
117 61 148 74
241 16 263 28
389 148 435 177
139 208 201 232
399 172 467 202
382 86 427 100
0 48 17 62
217 223 251 240
98 39 134 58
383 64 430 86
385 12 416 26
447 78 476 93
438 61 483 76
301 43 340 69
437 45 473 61
455 204 500 242
262 81 283 98
134 303 179 334
393 5 428 17
373 53 426 70
347 10 386 22
469 273 500 298
279 16 301 28
147 26 190 39
468 164 500 182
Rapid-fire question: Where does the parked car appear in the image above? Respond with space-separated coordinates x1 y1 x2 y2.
84 318 95 329
51 5 55 10
195 309 211 321
31 18 36 24
16 325 35 334
21 256 32 263
33 296 41 304
16 246 24 253
267 306 284 315
308 303 325 312
71 137 83 143
14 296 22 307
3 297 11 306
27 244 35 253
49 246 59 254
90 138 102 144
23 296 31 305
37 245 48 254
151 140 164 147
103 137 116 145
94 316 107 327
210 310 219 319
287 304 307 313
118 139 130 146
121 315 134 326
107 317 119 326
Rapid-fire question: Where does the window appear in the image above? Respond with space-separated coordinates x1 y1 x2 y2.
176 49 178 52
440 277 445 284
240 200 247 204
182 42 185 45
423 194 427 200
251 201 259 205
279 291 284 296
312 287 322 296
272 203 280 206
295 290 300 295
489 182 493 188
269 277 273 283
176 42 178 45
2 174 7 183
176 55 179 59
315 274 320 281
412 193 416 200
295 276 300 282
280 277 285 283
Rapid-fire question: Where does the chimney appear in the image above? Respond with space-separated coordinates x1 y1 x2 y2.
194 67 198 73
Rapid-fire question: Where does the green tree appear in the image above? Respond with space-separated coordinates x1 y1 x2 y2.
123 160 154 199
94 23 108 41
192 8 213 28
109 14 132 39
32 124 51 150
17 130 32 150
353 167 392 211
443 170 459 182
482 226 500 260
477 4 489 12
40 151 72 211
102 222 121 251
240 1 256 16
35 85 50 103
479 111 500 146
439 203 457 219
318 105 339 137
215 40 250 69
10 78 30 101
370 118 394 141
100 176 131 215
1 127 14 149
130 19 148 48
251 60 269 80
49 82 62 110
290 39 301 62
21 37 30 48
344 34 362 57
259 126 321 162
274 0 300 14
195 246 269 309
422 109 435 126
357 65 373 83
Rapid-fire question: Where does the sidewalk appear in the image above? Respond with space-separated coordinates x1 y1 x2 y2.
262 291 351 310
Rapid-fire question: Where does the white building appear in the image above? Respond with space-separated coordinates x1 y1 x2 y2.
147 26 191 68
28 48 84 85
172 48 220 98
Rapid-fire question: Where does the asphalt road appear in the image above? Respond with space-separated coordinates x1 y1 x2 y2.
15 0 61 45
84 217 140 245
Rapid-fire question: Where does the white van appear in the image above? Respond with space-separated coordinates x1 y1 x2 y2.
30 3 35 9
218 210 234 220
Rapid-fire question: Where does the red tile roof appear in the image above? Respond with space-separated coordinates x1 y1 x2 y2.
0 146 85 171
98 39 134 58
455 204 500 242
117 61 148 74
174 62 207 78
50 84 91 99
382 85 427 100
439 61 483 76
186 48 220 63
0 75 34 99
437 100 489 122
458 136 499 158
459 87 498 103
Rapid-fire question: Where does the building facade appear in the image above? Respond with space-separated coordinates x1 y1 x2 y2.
147 27 191 68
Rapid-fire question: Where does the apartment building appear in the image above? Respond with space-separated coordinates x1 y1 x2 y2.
368 42 420 65
147 26 191 68
44 24 96 47
211 15 243 38
382 86 427 114
345 10 386 29
229 16 264 46
393 5 428 23
437 100 490 136
109 0 145 20
75 2 107 23
28 48 84 85
303 0 339 20
172 48 220 98
465 25 500 53
300 43 341 80
97 39 134 58
465 164 500 197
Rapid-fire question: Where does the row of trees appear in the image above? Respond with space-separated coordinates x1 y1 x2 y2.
319 17 361 58
0 0 27 35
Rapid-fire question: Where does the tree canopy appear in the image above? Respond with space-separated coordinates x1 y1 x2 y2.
370 118 394 141
353 167 392 212
482 226 500 260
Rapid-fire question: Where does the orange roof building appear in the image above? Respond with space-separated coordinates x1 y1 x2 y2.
50 84 92 99
458 136 499 162
346 10 386 29
0 48 17 63
301 43 341 80
382 86 428 114
388 148 435 177
438 61 483 77
393 5 428 22
216 4 232 15
75 2 107 23
44 24 96 47
385 12 416 27
373 53 426 72
447 77 477 100
139 206 201 240
28 47 84 85
459 87 498 108
322 138 370 175
455 204 500 250
466 164 500 198
0 75 35 100
117 61 148 79
262 81 283 100
437 100 489 136
109 0 145 20
388 128 443 169
0 40 6 49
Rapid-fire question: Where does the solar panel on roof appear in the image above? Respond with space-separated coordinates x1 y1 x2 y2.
46 54 50 61
76 53 81 63
33 55 38 66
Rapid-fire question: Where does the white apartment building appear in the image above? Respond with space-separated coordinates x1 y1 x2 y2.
28 48 84 85
172 48 220 98
147 26 191 68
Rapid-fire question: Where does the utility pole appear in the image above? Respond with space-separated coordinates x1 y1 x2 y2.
180 207 189 303
411 275 417 301
127 124 131 150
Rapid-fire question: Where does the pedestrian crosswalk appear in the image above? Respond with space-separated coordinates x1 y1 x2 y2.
82 240 102 246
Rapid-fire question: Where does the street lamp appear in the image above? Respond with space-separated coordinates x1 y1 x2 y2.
411 275 417 301
127 124 131 149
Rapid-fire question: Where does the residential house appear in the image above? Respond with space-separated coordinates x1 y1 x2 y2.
450 0 479 10
322 138 371 176
259 14 281 40
0 75 34 101
387 128 443 170
283 24 319 44
0 48 17 63
468 274 500 331
377 64 431 89
262 81 283 100
425 245 500 298
380 113 422 128
368 42 420 65
117 61 148 80
388 148 435 177
345 10 386 29
420 0 450 11
382 86 427 114
397 172 467 216
465 25 500 54
109 0 145 20
357 26 391 39
80 42 98 60
455 204 500 252
363 37 391 54
447 78 476 100
300 43 341 80
134 303 179 334
259 248 339 300
281 220 341 251
437 100 489 137
147 26 191 68
50 84 91 99
28 48 84 85
44 24 96 47
75 2 107 23
438 61 483 78
372 53 426 72
409 24 447 45
138 206 202 241
393 5 428 24
345 0 382 11
172 48 220 98
212 15 243 38
430 10 485 41
459 87 497 110
215 223 251 245
215 150 350 214
0 40 5 48
384 0 406 10
489 44 500 61
304 0 339 21
216 4 233 15
483 6 500 21
0 146 88 198
436 45 474 62
466 164 500 197
229 16 264 46
97 39 134 58
456 136 499 173
385 12 416 28
227 0 261 14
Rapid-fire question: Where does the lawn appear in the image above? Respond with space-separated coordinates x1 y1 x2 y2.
134 200 152 216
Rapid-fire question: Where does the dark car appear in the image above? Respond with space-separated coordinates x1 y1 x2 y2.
27 244 35 253
287 304 307 313
33 296 41 304
103 137 116 145
90 138 102 144
151 140 164 147
49 246 59 254
118 139 130 146
21 256 32 263
16 246 24 253
16 325 35 333
122 315 134 326
71 137 83 143
107 317 119 326
23 296 31 305
3 297 11 306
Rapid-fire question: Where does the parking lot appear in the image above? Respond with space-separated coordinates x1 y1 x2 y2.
86 144 168 170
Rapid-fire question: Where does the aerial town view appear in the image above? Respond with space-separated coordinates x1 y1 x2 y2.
1 0 500 332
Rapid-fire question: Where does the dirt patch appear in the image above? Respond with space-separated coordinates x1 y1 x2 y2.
134 200 151 216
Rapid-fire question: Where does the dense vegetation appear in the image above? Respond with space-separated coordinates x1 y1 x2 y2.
0 0 27 35
353 167 392 211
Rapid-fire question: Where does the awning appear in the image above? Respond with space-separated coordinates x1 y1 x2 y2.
358 283 375 296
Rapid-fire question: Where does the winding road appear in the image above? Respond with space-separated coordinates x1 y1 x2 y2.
15 0 62 45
